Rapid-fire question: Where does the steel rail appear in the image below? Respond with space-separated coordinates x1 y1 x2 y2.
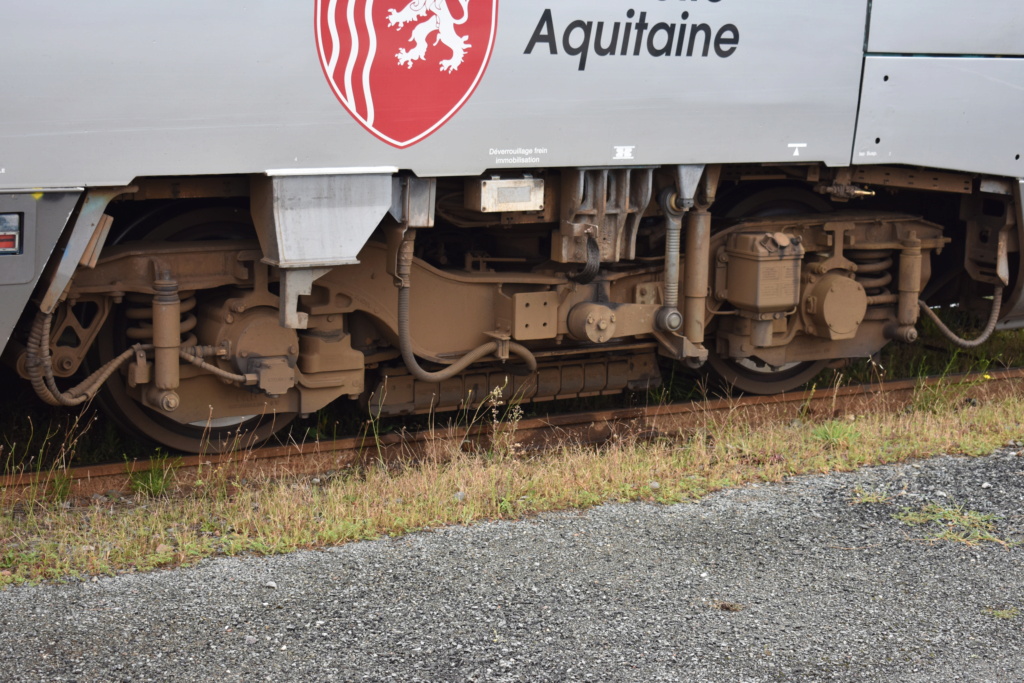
3 367 1023 503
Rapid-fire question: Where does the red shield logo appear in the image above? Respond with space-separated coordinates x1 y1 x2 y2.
315 0 498 148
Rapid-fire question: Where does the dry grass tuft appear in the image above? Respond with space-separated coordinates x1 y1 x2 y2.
1 380 1023 585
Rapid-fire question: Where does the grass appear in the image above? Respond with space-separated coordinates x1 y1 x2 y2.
894 502 1010 547
811 420 860 450
1 327 1023 585
125 450 180 498
835 316 1024 386
0 376 1023 586
47 469 73 503
850 486 891 504
983 607 1019 620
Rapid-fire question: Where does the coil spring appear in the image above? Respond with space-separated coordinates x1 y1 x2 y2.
847 249 893 296
124 291 198 347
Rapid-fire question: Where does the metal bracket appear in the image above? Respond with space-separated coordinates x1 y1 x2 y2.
554 167 653 264
997 224 1010 286
279 267 331 329
385 225 410 288
40 186 136 314
389 176 437 228
674 165 706 210
129 346 150 387
653 329 708 364
812 221 858 274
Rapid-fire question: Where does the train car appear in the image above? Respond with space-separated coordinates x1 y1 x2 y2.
1 1 1022 452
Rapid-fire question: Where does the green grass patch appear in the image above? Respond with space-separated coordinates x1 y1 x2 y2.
850 486 891 504
812 420 860 450
894 502 1010 547
983 607 1020 620
126 450 180 498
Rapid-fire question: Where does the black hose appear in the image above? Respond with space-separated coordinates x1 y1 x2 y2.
918 285 1004 349
395 232 537 383
397 286 536 383
568 237 600 284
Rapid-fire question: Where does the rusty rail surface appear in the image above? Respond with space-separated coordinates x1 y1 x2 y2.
3 368 1023 503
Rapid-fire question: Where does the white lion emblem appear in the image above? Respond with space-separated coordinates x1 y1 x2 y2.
387 0 471 73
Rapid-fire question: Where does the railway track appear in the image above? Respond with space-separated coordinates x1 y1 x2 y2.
2 367 1022 504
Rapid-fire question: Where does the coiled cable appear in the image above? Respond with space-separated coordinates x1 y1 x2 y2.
26 311 145 407
918 285 1004 349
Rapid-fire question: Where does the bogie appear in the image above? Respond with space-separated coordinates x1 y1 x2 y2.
2 3 1022 451
9 162 1016 452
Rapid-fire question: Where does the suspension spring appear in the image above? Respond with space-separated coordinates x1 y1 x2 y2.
847 249 893 296
124 291 198 347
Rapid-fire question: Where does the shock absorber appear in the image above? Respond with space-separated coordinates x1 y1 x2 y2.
146 272 186 411
895 234 923 343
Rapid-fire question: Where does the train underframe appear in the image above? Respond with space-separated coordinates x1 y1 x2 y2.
8 163 1021 452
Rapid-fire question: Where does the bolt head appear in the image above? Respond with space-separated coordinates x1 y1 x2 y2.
160 393 180 412
658 309 683 332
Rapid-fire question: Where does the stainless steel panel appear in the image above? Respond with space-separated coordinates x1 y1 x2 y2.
868 0 1024 56
853 57 1024 177
252 174 392 268
0 1 867 189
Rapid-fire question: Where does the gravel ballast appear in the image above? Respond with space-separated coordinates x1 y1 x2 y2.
2 449 1024 681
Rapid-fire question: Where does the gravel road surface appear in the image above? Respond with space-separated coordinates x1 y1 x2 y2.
2 448 1024 682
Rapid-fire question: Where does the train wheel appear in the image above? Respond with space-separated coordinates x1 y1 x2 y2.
717 184 833 219
92 321 296 454
706 354 828 395
705 186 832 395
89 203 297 454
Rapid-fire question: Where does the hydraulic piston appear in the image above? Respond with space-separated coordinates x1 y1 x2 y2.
150 271 181 411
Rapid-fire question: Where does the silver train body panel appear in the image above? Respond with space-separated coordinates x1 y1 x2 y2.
0 1 868 187
854 57 1024 179
2 0 1024 349
867 0 1024 56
